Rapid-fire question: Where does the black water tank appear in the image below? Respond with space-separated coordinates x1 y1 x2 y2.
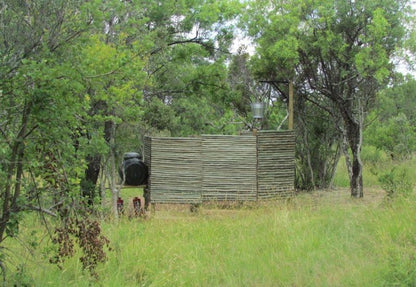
119 152 148 186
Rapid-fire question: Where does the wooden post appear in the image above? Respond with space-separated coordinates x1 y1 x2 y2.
255 131 259 201
288 81 294 130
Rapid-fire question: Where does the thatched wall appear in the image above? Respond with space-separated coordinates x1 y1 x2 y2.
144 130 295 203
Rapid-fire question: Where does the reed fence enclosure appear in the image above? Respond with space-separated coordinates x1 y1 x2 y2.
143 130 295 204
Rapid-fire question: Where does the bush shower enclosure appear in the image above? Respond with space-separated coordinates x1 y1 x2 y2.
143 130 295 203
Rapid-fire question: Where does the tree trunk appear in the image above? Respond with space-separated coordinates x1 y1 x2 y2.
99 161 107 211
80 99 111 207
303 126 315 189
350 146 363 198
104 119 123 218
108 148 119 219
345 120 363 198
329 143 342 189
341 132 353 183
81 155 101 206
0 102 31 241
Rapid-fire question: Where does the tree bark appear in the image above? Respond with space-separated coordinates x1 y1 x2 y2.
108 147 119 219
104 119 123 218
81 155 101 206
345 118 364 198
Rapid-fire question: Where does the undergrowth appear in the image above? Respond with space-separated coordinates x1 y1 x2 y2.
4 156 415 286
4 190 416 286
333 153 416 191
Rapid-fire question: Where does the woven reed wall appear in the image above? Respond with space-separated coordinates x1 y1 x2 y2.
202 135 257 201
144 137 202 203
257 131 295 199
143 131 295 203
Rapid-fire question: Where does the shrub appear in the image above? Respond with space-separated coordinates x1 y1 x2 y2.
361 145 388 164
378 166 413 198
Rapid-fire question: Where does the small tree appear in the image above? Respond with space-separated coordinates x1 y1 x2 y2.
243 0 411 197
0 0 111 280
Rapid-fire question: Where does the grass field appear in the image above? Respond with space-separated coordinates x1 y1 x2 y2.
5 158 416 286
7 191 416 286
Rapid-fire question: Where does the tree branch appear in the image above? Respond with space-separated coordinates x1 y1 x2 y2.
304 96 336 117
24 205 57 217
0 126 11 148
150 35 210 56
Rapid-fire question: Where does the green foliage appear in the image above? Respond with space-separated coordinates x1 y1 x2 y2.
0 0 99 249
1 0 242 237
368 113 416 158
334 153 416 191
378 166 413 198
1 0 414 283
242 0 411 195
171 97 213 136
5 210 23 238
0 2 247 281
365 78 416 159
227 51 289 132
360 145 389 165
142 98 176 134
295 98 341 190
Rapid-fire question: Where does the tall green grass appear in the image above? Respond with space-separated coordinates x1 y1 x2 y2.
6 152 416 286
332 152 416 189
6 192 416 286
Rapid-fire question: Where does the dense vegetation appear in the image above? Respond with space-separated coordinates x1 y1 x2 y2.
0 0 415 285
6 163 416 286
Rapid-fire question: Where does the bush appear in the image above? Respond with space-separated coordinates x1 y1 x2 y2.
361 145 388 164
365 113 416 160
378 166 413 198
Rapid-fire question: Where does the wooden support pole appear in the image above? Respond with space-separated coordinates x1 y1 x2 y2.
288 81 294 130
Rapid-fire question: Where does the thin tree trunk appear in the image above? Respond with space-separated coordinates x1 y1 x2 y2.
81 99 109 207
105 118 126 218
341 131 353 182
300 118 315 189
329 142 342 189
109 149 119 219
350 148 363 197
0 103 31 241
99 160 107 210
105 120 120 219
345 120 363 198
